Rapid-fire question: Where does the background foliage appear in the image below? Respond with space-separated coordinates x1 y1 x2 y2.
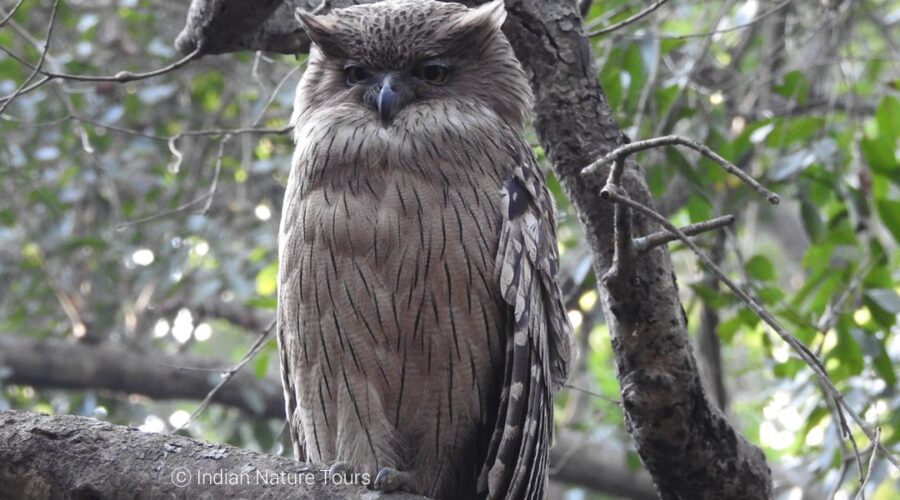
1 0 898 498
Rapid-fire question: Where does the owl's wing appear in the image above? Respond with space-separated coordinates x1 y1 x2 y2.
276 304 306 462
479 156 573 500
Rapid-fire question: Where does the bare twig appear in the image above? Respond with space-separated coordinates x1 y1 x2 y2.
588 0 670 37
582 135 781 204
854 427 882 500
0 44 201 84
70 115 291 141
596 185 899 470
564 383 621 406
583 4 629 32
633 215 735 253
604 159 634 288
173 319 276 433
0 0 27 28
202 135 231 214
0 0 61 116
631 0 794 41
816 254 873 333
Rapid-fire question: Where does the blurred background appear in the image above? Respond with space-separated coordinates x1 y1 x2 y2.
0 0 898 498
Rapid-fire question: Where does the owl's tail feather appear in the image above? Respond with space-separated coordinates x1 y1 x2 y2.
478 196 555 500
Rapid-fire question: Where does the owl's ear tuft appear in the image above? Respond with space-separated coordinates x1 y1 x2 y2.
462 0 507 32
440 0 507 52
296 9 346 57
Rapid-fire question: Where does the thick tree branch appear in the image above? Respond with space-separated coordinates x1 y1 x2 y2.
0 410 424 499
0 335 285 419
0 335 656 497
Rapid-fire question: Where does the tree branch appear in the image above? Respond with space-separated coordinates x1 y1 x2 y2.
587 0 670 37
0 335 657 497
0 410 425 499
0 335 285 420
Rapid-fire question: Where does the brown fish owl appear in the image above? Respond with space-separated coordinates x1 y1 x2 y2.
277 1 572 498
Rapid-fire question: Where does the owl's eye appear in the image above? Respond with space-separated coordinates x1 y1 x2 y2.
344 65 368 85
415 64 450 85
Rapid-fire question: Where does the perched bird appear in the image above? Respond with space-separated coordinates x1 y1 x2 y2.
276 1 572 498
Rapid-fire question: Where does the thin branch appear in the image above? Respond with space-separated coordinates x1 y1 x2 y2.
653 0 735 136
582 135 781 204
583 4 630 32
179 125 291 137
632 0 794 41
0 44 201 84
633 215 735 253
604 158 634 288
588 0 670 37
597 185 899 470
0 0 26 28
69 115 291 141
201 135 230 214
0 74 51 103
816 254 874 333
173 319 276 433
564 383 621 406
0 0 61 116
854 427 882 500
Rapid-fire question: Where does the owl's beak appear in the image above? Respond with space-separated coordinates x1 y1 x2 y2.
376 76 399 123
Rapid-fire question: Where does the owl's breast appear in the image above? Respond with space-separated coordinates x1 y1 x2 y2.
285 167 503 262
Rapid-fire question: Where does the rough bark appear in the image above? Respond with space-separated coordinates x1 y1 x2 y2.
0 335 284 419
0 335 655 497
501 3 772 497
0 410 424 499
169 1 774 498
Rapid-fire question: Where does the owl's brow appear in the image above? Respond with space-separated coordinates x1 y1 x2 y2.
414 56 451 68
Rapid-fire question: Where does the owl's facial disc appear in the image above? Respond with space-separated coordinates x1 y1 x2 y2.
345 58 453 125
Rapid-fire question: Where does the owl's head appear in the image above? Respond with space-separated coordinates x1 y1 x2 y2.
295 0 531 129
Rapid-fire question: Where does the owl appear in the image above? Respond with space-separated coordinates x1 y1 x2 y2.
276 1 572 498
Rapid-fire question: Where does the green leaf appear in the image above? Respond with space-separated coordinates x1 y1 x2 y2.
254 261 278 297
717 315 743 343
766 117 825 147
27 188 65 214
773 70 809 104
757 286 785 305
690 283 732 308
875 95 899 142
60 236 107 252
254 347 270 379
800 199 824 241
773 359 804 378
829 325 864 380
686 195 712 223
746 255 776 282
875 199 900 243
0 209 15 227
245 297 277 310
873 344 897 389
